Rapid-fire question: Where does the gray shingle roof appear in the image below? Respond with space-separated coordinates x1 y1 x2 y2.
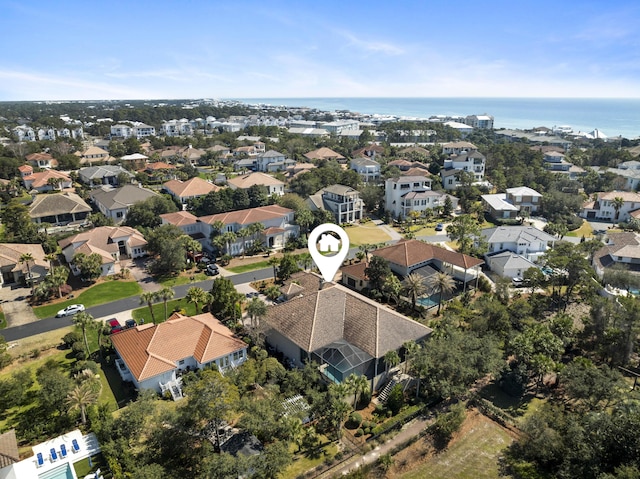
29 192 92 218
482 226 556 244
90 184 158 210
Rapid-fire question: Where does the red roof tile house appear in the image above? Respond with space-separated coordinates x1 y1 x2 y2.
59 226 147 277
373 239 484 289
162 177 220 207
111 312 248 398
25 152 58 169
0 243 49 287
265 272 431 389
19 165 72 193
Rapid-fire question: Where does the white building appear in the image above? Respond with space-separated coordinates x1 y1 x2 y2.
385 175 459 219
350 157 381 182
580 191 640 222
307 184 364 224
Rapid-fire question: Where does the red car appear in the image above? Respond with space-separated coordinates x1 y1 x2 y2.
108 318 123 334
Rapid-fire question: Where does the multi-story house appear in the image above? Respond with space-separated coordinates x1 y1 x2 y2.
384 175 457 219
162 177 219 207
132 123 156 138
111 312 247 396
255 150 294 172
481 186 542 219
544 151 585 179
29 192 92 226
304 147 345 163
481 225 556 264
592 232 640 280
599 160 640 191
307 184 364 224
443 150 486 182
464 114 494 129
25 152 57 169
75 145 114 164
78 165 134 188
19 166 72 193
580 191 640 222
13 125 36 142
441 141 478 156
161 119 193 136
350 157 381 182
59 226 148 277
110 124 133 139
318 119 360 134
90 184 159 223
37 128 56 141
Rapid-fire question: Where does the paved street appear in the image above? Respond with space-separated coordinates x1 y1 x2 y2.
1 267 273 343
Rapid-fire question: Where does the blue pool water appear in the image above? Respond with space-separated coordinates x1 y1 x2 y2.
416 296 438 308
39 463 74 479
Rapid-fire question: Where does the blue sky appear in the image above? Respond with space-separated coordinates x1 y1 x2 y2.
1 0 639 100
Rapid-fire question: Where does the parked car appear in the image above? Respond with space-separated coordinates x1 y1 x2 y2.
108 318 123 334
124 319 137 329
56 304 85 317
206 263 220 276
435 223 444 232
511 277 526 288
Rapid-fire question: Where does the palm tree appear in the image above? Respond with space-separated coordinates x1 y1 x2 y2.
186 286 208 313
66 382 99 425
268 257 280 281
222 231 237 256
403 272 426 311
48 266 69 298
72 311 95 356
427 271 455 315
383 350 401 377
44 252 58 270
19 252 34 294
613 196 625 222
346 374 370 409
297 252 312 272
157 286 175 322
246 297 267 329
237 228 250 258
140 291 159 324
402 340 421 375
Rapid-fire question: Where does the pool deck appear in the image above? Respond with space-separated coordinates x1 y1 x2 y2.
0 429 100 479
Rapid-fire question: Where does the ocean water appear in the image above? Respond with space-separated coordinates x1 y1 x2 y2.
236 97 640 139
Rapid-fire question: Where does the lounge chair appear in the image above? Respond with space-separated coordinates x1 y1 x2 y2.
60 443 67 458
36 452 44 467
71 439 80 453
50 448 58 462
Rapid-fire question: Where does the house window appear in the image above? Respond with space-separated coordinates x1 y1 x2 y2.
178 360 185 365
116 211 123 218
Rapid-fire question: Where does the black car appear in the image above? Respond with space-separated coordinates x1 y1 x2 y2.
206 263 220 276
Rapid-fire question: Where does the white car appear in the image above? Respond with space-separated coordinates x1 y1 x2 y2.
56 304 86 317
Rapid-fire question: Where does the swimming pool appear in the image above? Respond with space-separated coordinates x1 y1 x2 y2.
416 295 438 308
39 463 75 479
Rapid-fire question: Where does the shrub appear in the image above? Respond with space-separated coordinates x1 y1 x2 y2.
477 275 492 293
355 428 364 437
71 342 87 360
386 384 405 415
71 360 99 376
62 331 82 349
431 403 466 449
346 412 362 429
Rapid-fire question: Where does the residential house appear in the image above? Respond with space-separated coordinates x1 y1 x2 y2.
176 145 206 165
131 123 156 139
25 152 57 169
19 166 72 193
442 149 486 186
350 157 381 182
160 211 207 250
598 160 640 191
75 145 115 164
442 141 479 155
163 177 220 207
0 429 100 479
264 272 431 388
59 226 147 277
580 191 640 222
13 125 35 142
384 175 457 219
352 144 385 159
143 161 176 182
78 165 134 188
373 239 484 287
37 128 56 141
464 114 494 129
544 151 585 178
119 153 148 170
485 251 539 280
288 127 330 138
256 150 294 172
481 186 543 219
0 243 48 287
29 192 92 225
481 225 556 264
340 261 370 292
227 172 285 197
161 119 193 136
90 184 159 223
0 429 19 469
286 163 317 179
110 124 133 138
592 232 640 279
307 184 364 224
319 120 360 135
304 147 345 163
111 312 247 397
199 205 298 255
444 121 473 136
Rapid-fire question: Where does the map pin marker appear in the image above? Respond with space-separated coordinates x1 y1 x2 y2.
308 223 350 283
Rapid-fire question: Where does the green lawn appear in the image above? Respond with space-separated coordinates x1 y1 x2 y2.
566 219 594 238
157 272 208 287
400 412 514 479
345 224 392 246
0 311 5 329
73 453 112 479
132 298 200 324
227 260 272 274
34 281 142 318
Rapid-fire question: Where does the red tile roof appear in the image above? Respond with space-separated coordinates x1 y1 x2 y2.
373 239 483 269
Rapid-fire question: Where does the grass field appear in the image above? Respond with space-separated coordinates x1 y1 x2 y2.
282 439 338 479
399 411 514 479
33 281 142 318
157 272 208 287
132 298 200 324
0 311 5 329
345 224 392 246
566 219 594 238
227 260 272 274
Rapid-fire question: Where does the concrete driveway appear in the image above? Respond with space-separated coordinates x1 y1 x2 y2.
127 258 161 293
0 285 40 327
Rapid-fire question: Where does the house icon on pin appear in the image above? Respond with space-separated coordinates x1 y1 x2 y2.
318 233 340 252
